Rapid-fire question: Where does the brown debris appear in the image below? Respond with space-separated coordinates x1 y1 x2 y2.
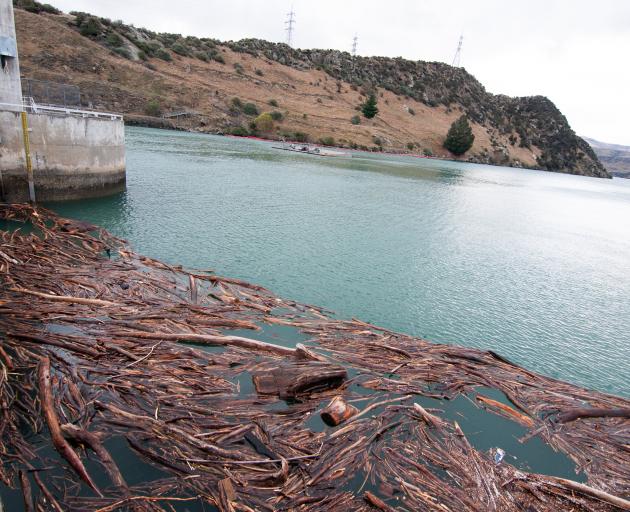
321 396 359 426
0 203 629 511
253 361 347 398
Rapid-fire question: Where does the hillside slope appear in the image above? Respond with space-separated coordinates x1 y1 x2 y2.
13 6 610 178
583 137 630 178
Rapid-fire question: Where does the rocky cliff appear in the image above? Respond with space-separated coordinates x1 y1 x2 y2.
12 2 610 178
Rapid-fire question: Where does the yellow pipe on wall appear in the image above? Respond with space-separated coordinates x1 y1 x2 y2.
20 110 36 203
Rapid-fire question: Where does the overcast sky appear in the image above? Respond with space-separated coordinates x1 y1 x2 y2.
50 0 630 145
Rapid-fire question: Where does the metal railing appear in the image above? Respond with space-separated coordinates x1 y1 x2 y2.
0 97 123 121
23 97 123 120
162 109 201 119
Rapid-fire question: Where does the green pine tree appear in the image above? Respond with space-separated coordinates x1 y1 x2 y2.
444 115 475 155
361 94 379 119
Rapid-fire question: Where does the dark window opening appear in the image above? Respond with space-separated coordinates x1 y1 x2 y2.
0 55 8 70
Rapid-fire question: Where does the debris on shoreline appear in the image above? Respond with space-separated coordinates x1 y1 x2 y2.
0 204 628 511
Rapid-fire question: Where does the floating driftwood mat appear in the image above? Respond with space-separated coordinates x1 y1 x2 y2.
0 204 629 511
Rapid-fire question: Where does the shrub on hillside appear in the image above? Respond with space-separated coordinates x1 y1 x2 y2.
78 16 101 37
144 99 162 117
253 113 274 134
234 63 244 75
407 142 415 151
195 51 208 62
293 132 309 142
231 97 243 110
39 2 58 13
14 0 60 14
319 136 335 147
171 43 189 57
351 115 361 125
113 47 131 59
242 103 259 116
106 32 123 47
270 111 284 121
268 99 279 107
444 115 475 155
408 107 416 115
423 148 433 157
155 48 172 61
228 126 249 136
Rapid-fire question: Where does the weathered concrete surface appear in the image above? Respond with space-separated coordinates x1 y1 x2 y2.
0 0 22 109
0 110 126 201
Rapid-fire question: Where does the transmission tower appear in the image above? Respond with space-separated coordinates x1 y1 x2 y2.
285 7 296 47
451 34 463 67
352 34 358 57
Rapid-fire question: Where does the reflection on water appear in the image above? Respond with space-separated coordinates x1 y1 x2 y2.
48 127 630 397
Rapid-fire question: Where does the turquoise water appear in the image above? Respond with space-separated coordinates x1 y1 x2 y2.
50 127 630 397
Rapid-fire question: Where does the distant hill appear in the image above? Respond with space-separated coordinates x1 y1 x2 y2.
583 137 630 178
12 2 611 178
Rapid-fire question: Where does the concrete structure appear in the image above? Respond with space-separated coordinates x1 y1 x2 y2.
0 0 22 110
0 0 125 202
0 110 126 201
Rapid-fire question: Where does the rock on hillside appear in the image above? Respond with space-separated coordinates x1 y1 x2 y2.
12 3 610 178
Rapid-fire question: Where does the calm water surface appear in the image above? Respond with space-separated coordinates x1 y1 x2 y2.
51 127 630 397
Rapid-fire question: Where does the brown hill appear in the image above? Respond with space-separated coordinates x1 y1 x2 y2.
583 137 630 178
13 6 610 178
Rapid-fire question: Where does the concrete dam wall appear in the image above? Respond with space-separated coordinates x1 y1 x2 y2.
1 0 125 202
0 110 126 201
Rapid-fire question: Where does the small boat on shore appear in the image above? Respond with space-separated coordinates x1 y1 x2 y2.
272 142 348 157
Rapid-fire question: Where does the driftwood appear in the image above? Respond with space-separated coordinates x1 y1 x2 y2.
531 474 630 510
19 470 34 512
364 491 397 512
10 286 119 307
412 402 445 428
476 394 535 427
0 204 629 511
38 357 102 496
556 407 630 424
321 396 359 426
60 423 127 491
113 330 297 356
253 362 347 398
217 478 236 512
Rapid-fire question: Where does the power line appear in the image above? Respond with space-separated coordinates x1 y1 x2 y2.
285 7 296 47
451 34 463 67
352 34 358 57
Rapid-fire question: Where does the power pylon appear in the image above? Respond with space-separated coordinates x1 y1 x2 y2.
452 34 463 67
352 34 358 57
285 7 296 47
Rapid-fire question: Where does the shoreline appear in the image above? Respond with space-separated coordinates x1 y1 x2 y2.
125 121 619 179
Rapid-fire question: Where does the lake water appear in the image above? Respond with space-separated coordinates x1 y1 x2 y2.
51 127 630 397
